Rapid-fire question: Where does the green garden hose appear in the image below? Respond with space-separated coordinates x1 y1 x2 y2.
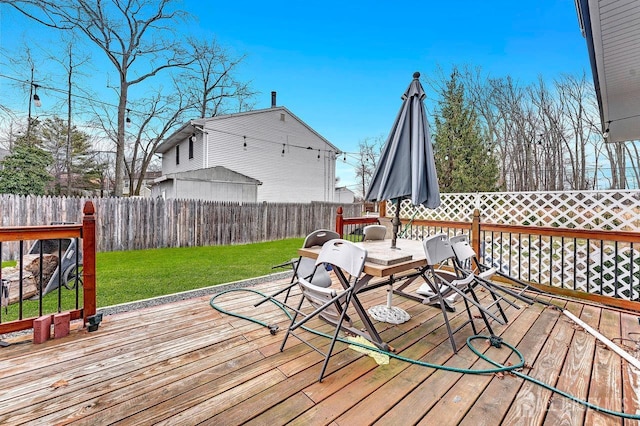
209 288 640 420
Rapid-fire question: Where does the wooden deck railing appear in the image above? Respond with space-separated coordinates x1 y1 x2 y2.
335 206 381 241
0 201 96 334
336 205 640 312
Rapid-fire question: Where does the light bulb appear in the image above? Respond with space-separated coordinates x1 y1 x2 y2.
33 94 42 108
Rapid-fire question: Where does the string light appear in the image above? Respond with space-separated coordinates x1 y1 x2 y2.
603 121 611 138
243 135 247 150
317 149 321 160
281 143 285 156
126 108 132 127
32 84 42 107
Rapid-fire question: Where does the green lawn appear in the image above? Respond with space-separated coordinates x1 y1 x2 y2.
95 237 303 306
1 238 303 321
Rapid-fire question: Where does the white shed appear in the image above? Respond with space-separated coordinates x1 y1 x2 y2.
152 166 261 202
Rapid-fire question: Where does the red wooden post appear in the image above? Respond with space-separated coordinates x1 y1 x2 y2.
335 206 344 238
471 208 481 261
82 201 97 323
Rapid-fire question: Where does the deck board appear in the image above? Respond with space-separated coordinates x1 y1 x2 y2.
1 276 640 425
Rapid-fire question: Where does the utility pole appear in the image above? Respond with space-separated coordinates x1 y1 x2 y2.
66 49 73 196
26 65 41 140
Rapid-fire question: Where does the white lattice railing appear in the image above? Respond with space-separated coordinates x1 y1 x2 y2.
388 190 640 231
385 190 640 304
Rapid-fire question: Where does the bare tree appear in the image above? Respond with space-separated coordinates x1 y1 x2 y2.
8 0 196 196
124 89 187 195
183 38 257 118
354 136 384 198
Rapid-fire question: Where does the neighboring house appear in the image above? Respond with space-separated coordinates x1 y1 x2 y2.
334 186 355 204
123 170 162 197
0 148 9 170
153 95 340 203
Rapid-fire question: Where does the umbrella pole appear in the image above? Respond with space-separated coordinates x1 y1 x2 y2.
391 199 401 249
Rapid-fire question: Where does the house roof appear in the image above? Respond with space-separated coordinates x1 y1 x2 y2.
155 106 341 154
576 0 640 142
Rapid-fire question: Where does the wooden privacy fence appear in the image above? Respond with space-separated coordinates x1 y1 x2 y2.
0 195 362 258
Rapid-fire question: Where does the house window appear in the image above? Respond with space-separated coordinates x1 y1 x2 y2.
189 138 194 159
176 144 180 165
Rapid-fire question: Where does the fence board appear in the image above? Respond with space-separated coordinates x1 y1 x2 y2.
0 195 360 259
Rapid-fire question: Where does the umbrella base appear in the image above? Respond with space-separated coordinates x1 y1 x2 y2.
367 305 411 324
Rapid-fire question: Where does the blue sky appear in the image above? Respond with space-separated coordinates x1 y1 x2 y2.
0 0 592 190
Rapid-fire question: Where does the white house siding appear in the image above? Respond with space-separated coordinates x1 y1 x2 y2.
173 179 257 202
335 187 355 204
201 109 336 203
161 134 204 176
151 167 261 202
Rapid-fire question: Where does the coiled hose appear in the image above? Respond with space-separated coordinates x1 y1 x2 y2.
210 288 640 420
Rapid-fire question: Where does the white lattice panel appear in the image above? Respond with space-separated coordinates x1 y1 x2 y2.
384 190 640 301
386 194 478 223
481 234 640 301
480 190 640 230
386 190 640 231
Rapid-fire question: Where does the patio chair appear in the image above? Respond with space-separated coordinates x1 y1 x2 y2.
416 233 507 353
362 224 387 241
449 234 535 307
255 229 339 308
280 238 371 382
362 224 412 324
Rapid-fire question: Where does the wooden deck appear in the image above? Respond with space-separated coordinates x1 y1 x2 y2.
2 275 640 425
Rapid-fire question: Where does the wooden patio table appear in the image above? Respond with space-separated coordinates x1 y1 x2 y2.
297 238 428 351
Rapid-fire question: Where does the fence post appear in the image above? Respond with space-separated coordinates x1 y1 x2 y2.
379 201 387 218
471 208 481 260
82 201 97 323
336 206 344 238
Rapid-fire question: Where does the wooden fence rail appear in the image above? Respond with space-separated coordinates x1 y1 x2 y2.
0 195 362 258
0 201 96 334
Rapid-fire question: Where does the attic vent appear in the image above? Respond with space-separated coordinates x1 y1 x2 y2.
280 113 285 122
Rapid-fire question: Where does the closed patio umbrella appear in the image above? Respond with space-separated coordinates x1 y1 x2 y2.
363 72 440 324
365 72 441 249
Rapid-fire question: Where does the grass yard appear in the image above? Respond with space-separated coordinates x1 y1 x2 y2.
95 237 303 306
1 238 303 322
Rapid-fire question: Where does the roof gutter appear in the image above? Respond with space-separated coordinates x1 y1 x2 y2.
575 0 605 132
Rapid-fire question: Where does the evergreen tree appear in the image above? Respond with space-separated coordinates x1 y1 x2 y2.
0 138 52 195
40 117 102 195
433 70 499 193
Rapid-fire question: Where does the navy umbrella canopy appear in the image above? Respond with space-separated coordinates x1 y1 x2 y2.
365 72 440 248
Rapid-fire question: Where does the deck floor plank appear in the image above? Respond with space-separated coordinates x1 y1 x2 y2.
585 308 624 425
620 311 640 426
543 303 601 426
1 280 639 425
458 296 563 426
502 299 579 425
414 297 543 425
